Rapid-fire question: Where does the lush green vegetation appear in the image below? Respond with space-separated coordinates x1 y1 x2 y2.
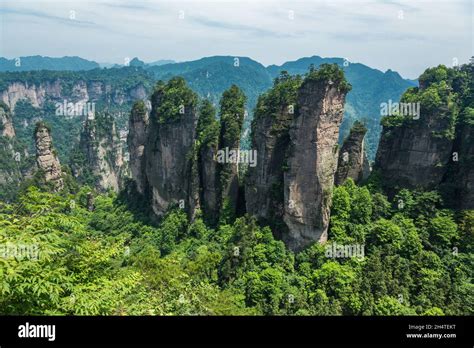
253 71 302 124
0 177 471 315
0 55 416 161
196 100 219 148
306 63 352 94
0 62 471 317
0 56 100 72
217 85 246 217
382 64 471 140
151 77 198 124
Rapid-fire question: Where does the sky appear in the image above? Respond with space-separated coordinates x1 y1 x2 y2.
0 0 472 79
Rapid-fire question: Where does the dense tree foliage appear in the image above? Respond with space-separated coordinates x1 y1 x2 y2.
0 63 472 317
1 177 471 315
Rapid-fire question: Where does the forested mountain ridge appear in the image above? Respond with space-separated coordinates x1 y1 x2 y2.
0 56 100 72
0 54 415 159
0 62 472 317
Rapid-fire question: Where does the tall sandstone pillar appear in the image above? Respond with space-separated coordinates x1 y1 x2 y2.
283 66 350 250
128 100 149 195
144 78 199 217
35 122 64 192
334 120 370 186
246 66 350 251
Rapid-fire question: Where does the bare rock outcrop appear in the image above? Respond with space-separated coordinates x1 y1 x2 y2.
127 100 149 194
34 122 64 191
127 80 246 222
0 79 148 111
196 100 220 223
216 85 246 216
144 78 199 217
456 120 474 209
283 66 350 250
245 73 300 236
74 113 125 192
335 121 370 186
374 65 459 192
245 66 351 251
0 102 15 138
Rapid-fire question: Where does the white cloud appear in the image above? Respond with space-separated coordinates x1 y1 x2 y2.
0 0 471 78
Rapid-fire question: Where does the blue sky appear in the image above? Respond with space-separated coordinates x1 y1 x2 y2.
0 0 472 79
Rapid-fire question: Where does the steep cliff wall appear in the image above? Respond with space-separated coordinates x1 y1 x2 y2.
245 65 350 251
216 85 246 217
144 78 199 217
283 65 351 250
127 100 149 195
128 80 248 222
0 103 22 196
0 101 16 138
335 121 370 186
196 100 220 223
374 65 463 191
245 73 301 236
0 79 148 111
457 118 474 209
73 113 125 192
34 122 64 191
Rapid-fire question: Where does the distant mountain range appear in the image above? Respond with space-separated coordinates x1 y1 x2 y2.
0 56 100 71
146 55 417 159
0 54 417 159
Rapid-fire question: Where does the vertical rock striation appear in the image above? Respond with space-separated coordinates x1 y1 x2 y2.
245 73 301 236
127 100 149 195
374 63 473 209
144 78 199 217
196 100 220 223
75 112 125 192
283 65 351 250
0 101 15 138
456 117 474 209
127 80 247 222
34 122 64 191
216 85 246 217
335 120 370 186
246 65 351 251
0 102 23 199
374 64 466 193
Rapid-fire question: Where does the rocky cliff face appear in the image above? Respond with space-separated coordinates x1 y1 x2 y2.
144 78 199 217
374 63 473 209
0 102 16 138
245 74 301 236
283 67 350 250
245 66 350 251
196 100 220 223
335 121 370 186
457 120 474 209
128 80 247 222
374 65 463 192
374 111 454 190
75 113 125 192
0 80 148 111
34 123 64 191
127 100 149 195
0 103 21 194
245 107 292 226
216 85 246 216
